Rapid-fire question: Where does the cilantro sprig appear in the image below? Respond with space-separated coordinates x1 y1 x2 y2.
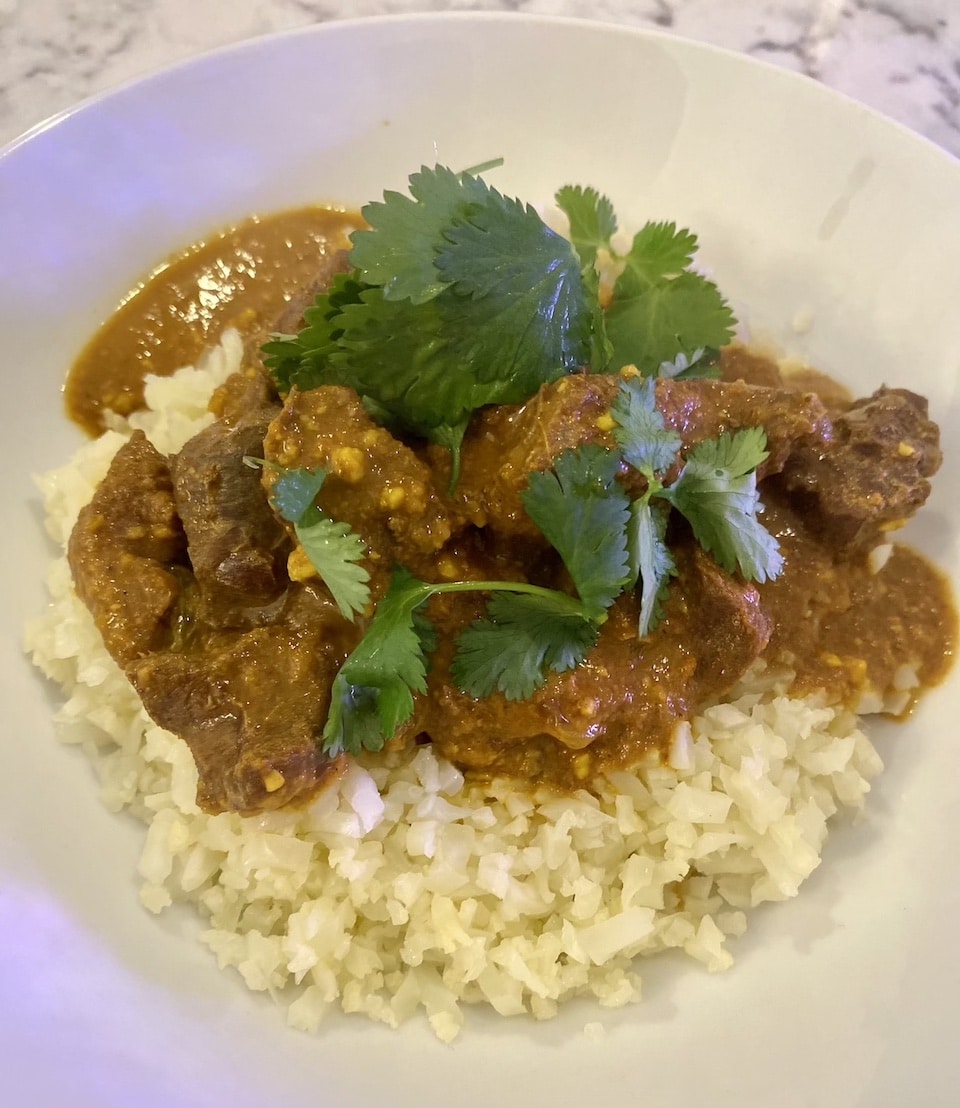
611 377 782 635
450 592 599 702
321 570 596 757
629 500 677 639
323 567 436 757
449 444 632 701
660 428 784 583
265 166 735 484
318 439 639 755
520 445 633 619
266 465 371 621
555 185 736 376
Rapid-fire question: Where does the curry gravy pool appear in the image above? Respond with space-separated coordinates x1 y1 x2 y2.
66 207 358 435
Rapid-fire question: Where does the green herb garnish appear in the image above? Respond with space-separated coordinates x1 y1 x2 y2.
611 377 781 635
450 592 598 702
316 445 636 754
269 466 371 622
661 428 784 583
520 444 633 619
323 566 436 757
628 499 677 639
260 166 780 758
321 570 596 757
264 165 592 481
555 185 736 375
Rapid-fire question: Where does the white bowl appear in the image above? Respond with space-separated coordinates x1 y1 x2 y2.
2 13 958 1108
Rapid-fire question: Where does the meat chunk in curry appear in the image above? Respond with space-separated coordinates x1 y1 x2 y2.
453 373 833 539
262 386 460 600
70 426 351 813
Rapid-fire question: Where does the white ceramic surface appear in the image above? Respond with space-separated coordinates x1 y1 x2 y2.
2 14 958 1108
4 1 960 159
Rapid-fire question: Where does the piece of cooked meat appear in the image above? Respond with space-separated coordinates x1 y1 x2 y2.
170 408 290 623
263 385 461 598
682 543 773 691
68 425 350 814
779 386 942 548
655 377 831 472
129 586 351 814
68 431 187 664
453 373 831 538
414 540 772 781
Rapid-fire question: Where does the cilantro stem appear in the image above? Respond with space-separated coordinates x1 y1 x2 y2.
403 578 591 619
459 157 505 177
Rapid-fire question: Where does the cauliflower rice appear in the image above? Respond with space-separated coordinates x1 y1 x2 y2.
25 331 884 1042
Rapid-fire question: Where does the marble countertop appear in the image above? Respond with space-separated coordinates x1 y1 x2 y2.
2 0 958 157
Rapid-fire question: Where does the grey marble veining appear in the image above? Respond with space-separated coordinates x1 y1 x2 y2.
1 0 958 156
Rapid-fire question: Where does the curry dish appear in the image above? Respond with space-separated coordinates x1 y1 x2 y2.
65 206 957 816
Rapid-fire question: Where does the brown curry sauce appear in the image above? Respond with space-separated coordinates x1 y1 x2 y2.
66 207 358 435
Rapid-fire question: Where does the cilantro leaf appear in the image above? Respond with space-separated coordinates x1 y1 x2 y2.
323 685 385 759
554 186 615 370
316 289 461 438
321 281 578 469
309 200 590 462
598 221 735 375
661 429 784 583
520 445 632 620
270 467 327 522
451 592 598 701
350 165 492 303
267 465 370 621
617 221 698 293
606 270 736 375
322 567 433 757
685 426 770 479
266 167 594 478
554 184 618 268
630 500 677 637
434 187 592 380
295 510 371 621
261 272 370 391
610 376 682 476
